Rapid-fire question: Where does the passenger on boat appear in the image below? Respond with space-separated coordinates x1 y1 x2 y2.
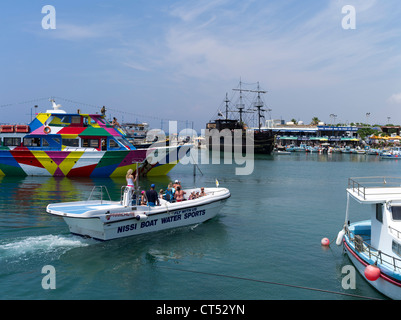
140 191 147 205
146 184 160 206
174 186 186 202
112 117 120 127
189 192 196 200
165 183 174 202
173 180 181 189
159 189 164 199
126 169 137 188
200 188 206 197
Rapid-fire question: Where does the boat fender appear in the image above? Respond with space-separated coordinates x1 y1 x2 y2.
135 212 148 221
44 126 51 134
364 263 380 281
336 228 346 246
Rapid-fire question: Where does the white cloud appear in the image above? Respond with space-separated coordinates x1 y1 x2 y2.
51 23 105 40
388 93 401 104
158 0 401 90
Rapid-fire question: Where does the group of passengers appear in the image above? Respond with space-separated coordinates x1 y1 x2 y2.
126 170 206 207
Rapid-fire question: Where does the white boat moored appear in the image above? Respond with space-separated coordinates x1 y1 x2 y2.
338 177 401 299
46 185 230 241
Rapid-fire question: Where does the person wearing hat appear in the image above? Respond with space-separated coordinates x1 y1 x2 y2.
146 184 159 207
173 180 181 190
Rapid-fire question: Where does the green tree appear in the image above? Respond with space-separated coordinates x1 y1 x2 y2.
311 117 320 125
357 127 379 140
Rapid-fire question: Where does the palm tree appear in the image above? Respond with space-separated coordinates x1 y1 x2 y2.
311 117 320 125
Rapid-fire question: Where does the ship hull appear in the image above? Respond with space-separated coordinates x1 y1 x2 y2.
0 145 188 177
207 130 275 155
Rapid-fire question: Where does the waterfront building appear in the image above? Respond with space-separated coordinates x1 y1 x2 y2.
265 120 359 147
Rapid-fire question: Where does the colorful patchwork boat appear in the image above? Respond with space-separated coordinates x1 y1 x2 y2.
0 100 186 177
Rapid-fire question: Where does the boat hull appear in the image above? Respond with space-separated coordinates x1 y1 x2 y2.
65 200 225 240
343 225 401 300
47 187 230 241
0 145 187 177
380 154 401 160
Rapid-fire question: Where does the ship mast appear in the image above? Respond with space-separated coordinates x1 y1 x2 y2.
253 83 266 131
233 81 267 130
224 93 230 120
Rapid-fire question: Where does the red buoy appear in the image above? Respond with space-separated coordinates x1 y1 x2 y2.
364 264 381 281
321 238 330 246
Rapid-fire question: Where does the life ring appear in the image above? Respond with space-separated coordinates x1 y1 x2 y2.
44 126 51 134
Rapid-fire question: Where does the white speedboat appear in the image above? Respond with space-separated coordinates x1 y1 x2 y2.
46 185 230 241
336 177 401 299
381 147 401 160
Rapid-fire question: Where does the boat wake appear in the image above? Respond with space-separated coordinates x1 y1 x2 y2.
0 234 92 262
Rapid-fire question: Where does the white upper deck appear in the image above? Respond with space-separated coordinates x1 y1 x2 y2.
347 177 401 203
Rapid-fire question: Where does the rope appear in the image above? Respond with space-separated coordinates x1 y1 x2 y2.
158 266 383 300
0 96 192 125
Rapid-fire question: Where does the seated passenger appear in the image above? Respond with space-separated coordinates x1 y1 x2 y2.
165 185 174 202
159 189 164 199
174 186 186 202
200 187 206 197
140 191 147 205
189 191 196 200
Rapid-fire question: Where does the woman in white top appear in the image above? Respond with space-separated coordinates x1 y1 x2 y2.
126 169 137 187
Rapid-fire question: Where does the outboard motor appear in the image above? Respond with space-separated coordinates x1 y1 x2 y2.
123 186 134 207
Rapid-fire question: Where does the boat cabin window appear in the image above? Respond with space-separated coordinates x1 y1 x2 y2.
392 240 401 258
3 137 21 147
71 116 81 124
62 138 79 147
23 137 41 147
109 139 120 149
116 137 131 149
82 138 99 148
376 204 383 223
391 206 401 221
42 138 50 147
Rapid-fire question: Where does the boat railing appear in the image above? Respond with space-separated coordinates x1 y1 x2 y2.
348 177 401 200
120 186 143 207
389 226 401 240
88 185 112 203
346 227 401 272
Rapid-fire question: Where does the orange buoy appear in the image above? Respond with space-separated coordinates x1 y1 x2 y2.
364 264 380 281
321 237 330 246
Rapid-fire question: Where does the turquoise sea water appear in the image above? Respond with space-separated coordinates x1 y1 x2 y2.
0 151 397 300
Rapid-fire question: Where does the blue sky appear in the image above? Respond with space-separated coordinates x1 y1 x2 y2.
1 0 401 131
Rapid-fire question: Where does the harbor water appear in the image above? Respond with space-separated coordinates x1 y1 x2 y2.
0 151 396 300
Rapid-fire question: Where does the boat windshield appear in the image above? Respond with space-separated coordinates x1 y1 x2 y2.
116 137 132 149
